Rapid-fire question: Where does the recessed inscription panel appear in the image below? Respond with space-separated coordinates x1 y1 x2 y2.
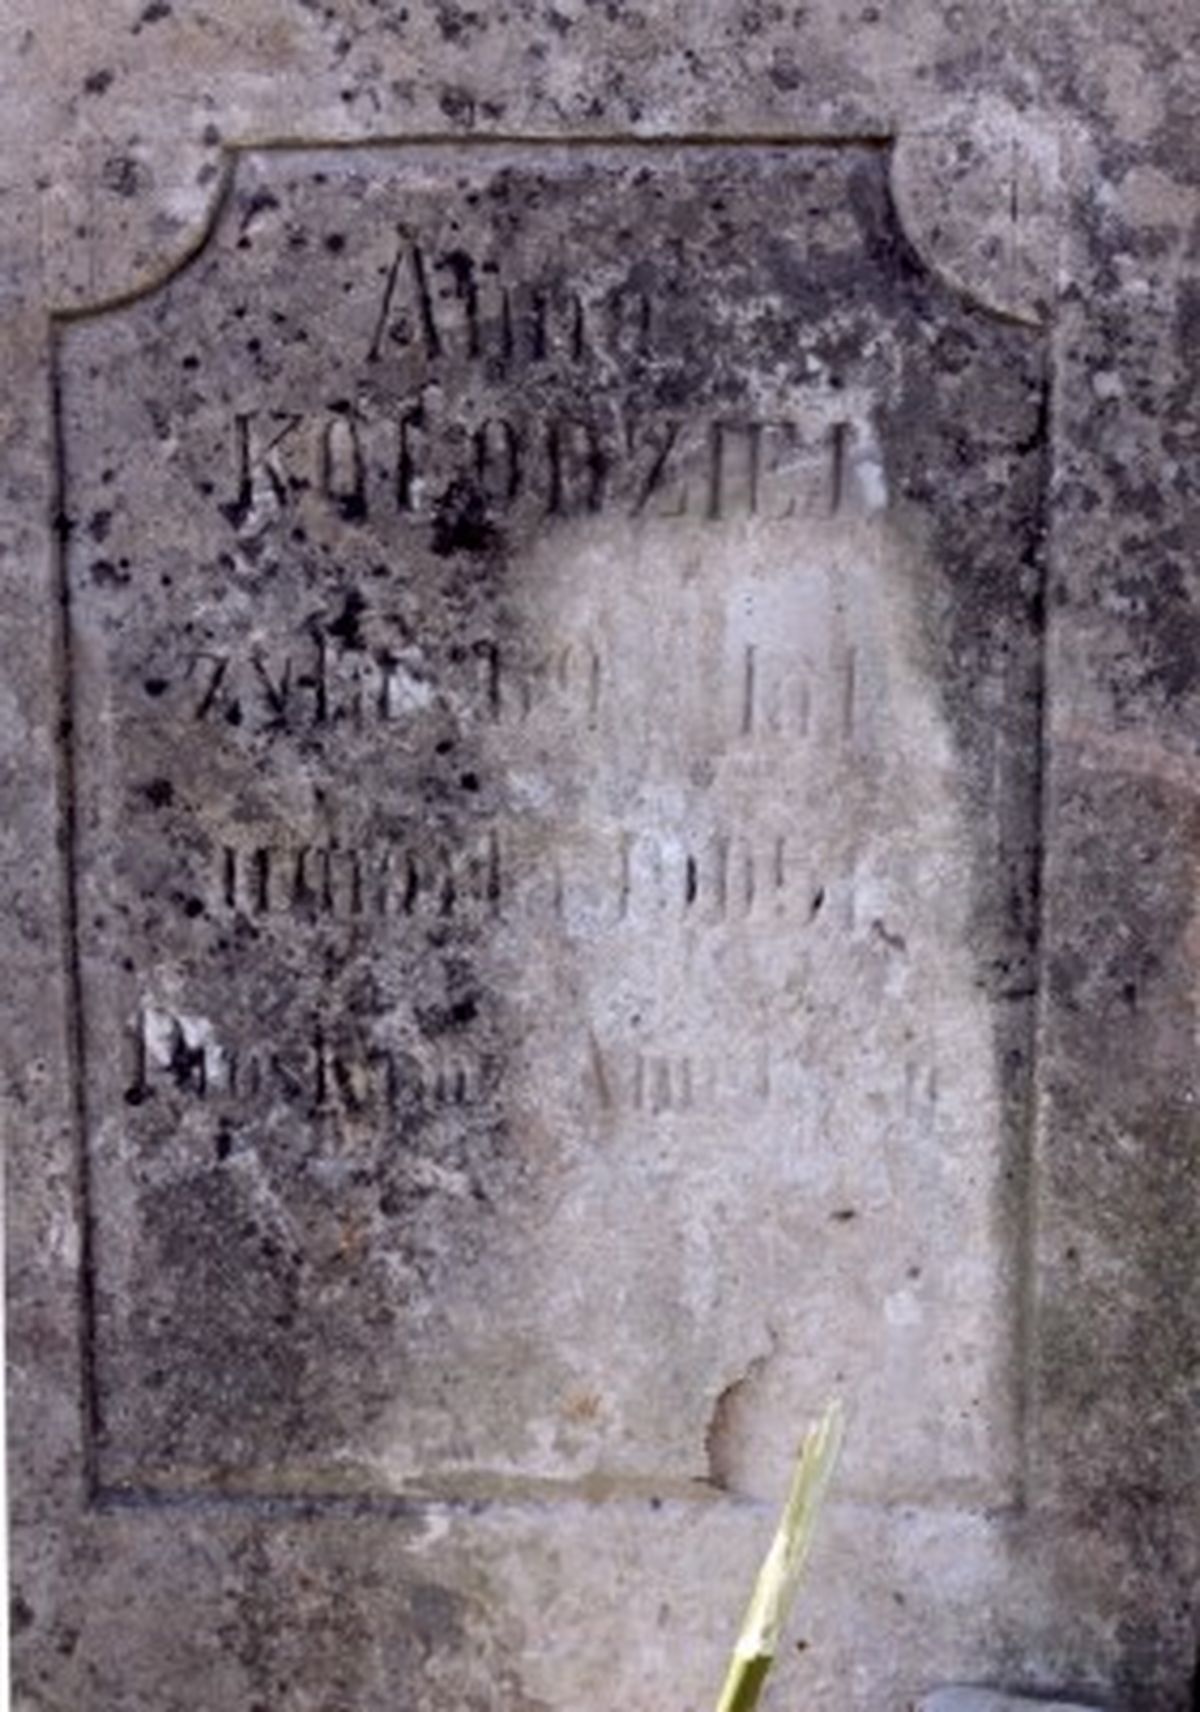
60 145 1046 1499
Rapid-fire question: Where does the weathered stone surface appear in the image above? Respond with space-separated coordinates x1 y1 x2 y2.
60 141 1043 1515
5 5 1200 1712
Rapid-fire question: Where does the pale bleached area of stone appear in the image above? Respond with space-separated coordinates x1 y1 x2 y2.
483 505 1009 1504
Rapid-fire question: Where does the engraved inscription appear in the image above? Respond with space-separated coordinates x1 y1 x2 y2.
215 407 879 539
129 1007 489 1117
169 624 850 744
367 233 649 368
60 143 1046 1503
211 826 808 925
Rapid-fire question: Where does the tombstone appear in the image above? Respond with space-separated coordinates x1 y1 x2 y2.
4 10 1198 1712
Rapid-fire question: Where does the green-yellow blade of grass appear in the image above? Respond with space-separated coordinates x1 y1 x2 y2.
713 1399 844 1712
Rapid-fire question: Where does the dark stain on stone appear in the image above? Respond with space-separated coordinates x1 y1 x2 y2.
436 2 483 42
439 84 477 123
431 478 499 556
326 587 367 648
90 558 129 587
769 49 802 91
100 155 147 199
139 777 174 808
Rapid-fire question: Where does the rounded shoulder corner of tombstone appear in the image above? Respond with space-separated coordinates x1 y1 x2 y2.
890 99 1066 330
50 147 244 326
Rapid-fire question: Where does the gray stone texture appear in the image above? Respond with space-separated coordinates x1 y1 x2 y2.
3 4 1199 1712
919 1694 1104 1712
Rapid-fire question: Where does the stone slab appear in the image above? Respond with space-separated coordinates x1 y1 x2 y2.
59 140 1044 1512
6 5 1200 1712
